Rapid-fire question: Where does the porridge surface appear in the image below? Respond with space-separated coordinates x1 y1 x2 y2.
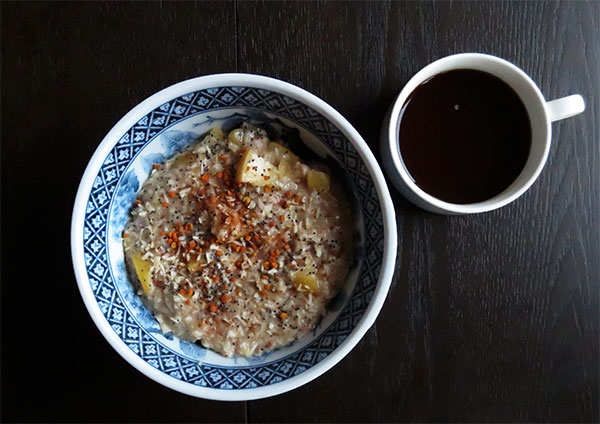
123 124 352 357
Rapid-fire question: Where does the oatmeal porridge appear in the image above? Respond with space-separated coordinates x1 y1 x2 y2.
123 124 352 357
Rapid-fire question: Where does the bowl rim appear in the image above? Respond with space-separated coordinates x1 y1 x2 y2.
71 73 397 401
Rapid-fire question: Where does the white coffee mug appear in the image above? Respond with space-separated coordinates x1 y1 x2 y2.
380 53 585 215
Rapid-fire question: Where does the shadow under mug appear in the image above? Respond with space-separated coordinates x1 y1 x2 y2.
380 53 586 215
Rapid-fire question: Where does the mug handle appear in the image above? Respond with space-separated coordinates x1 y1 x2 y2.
545 94 586 122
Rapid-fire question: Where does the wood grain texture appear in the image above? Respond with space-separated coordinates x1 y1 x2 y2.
0 2 244 422
1 1 598 423
237 1 599 423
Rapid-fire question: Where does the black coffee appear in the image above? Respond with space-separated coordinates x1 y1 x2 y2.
398 69 531 204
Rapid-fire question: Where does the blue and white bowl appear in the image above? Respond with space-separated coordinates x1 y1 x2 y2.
71 74 397 400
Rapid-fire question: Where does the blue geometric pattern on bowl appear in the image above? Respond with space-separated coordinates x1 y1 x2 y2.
83 86 384 389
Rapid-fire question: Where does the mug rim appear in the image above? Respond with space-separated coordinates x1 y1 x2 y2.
386 53 551 214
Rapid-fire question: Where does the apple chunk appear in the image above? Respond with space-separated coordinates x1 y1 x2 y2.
294 272 318 293
307 169 330 192
235 149 279 186
131 253 152 294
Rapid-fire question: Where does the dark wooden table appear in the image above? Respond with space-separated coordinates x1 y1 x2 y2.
2 1 599 422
